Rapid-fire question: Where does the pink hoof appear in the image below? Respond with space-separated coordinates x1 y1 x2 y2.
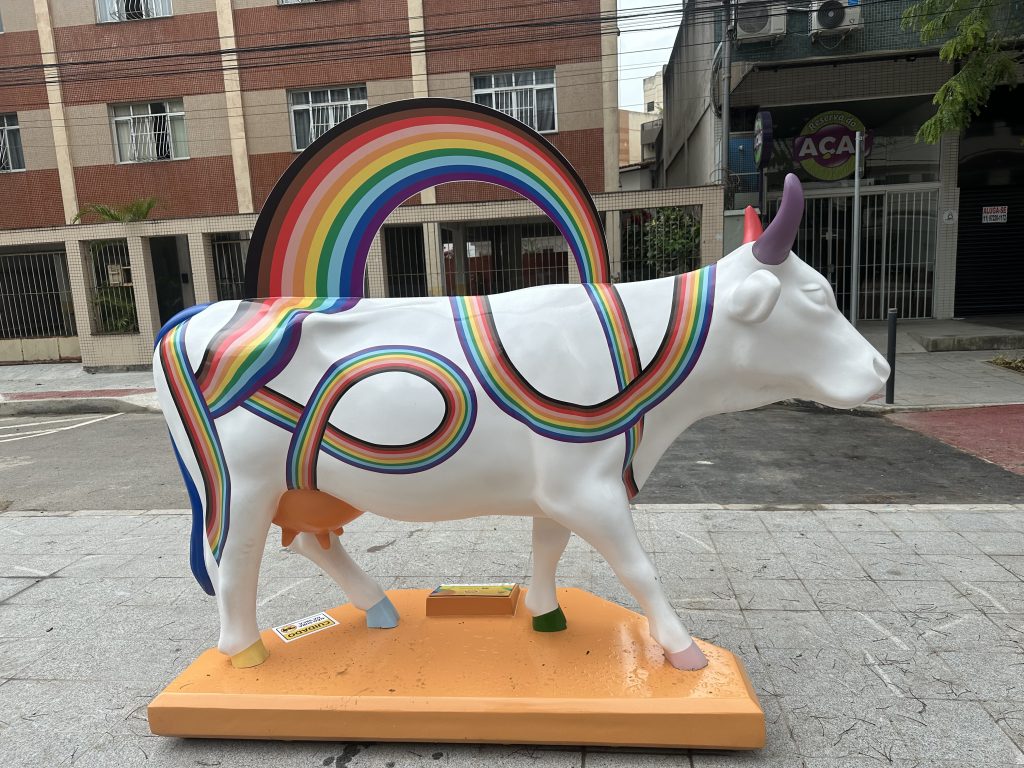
665 641 708 671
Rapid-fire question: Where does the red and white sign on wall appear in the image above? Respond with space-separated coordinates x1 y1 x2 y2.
982 205 1008 223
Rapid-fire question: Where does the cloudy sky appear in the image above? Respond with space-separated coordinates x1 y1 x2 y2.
617 0 681 110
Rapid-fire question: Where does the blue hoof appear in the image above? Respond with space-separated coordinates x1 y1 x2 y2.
365 595 400 628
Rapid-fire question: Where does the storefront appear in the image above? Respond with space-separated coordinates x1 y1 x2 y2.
733 97 947 319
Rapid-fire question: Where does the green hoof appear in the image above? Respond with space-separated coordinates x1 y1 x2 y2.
532 605 567 632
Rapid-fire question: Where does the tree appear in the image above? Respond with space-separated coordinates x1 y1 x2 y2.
621 207 702 282
72 197 159 224
901 0 1020 143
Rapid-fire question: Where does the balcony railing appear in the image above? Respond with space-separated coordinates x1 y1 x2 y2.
99 0 172 23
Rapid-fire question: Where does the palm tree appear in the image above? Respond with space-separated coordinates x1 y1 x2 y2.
72 197 159 224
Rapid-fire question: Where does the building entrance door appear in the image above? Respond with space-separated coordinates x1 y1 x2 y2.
768 185 938 319
149 236 192 325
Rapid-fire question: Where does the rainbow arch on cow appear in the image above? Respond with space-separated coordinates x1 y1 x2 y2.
244 99 610 299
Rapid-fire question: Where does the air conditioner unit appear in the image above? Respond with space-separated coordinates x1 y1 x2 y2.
735 0 787 43
811 0 862 37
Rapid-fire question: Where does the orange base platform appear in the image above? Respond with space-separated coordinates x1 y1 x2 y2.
148 588 765 749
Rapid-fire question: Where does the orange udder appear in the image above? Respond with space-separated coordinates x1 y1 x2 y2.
273 489 366 549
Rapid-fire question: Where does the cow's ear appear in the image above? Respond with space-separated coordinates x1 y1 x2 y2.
729 269 782 324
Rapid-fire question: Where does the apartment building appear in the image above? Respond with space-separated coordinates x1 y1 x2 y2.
656 0 1023 321
2 0 653 367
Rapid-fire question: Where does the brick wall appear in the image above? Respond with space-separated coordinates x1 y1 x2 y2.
423 0 603 74
73 157 238 219
0 171 66 230
233 0 412 92
435 127 605 203
53 14 224 106
0 31 47 112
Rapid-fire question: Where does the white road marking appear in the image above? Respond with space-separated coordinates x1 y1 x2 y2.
962 582 1010 614
0 413 121 443
0 415 104 431
856 611 911 651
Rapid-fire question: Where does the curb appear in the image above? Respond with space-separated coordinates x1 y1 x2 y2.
779 399 1024 416
0 394 161 416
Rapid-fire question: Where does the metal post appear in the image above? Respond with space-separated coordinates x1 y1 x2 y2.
720 0 731 194
850 130 863 327
885 307 897 405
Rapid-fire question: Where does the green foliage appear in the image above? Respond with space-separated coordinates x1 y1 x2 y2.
901 0 1020 143
73 197 159 224
91 285 139 334
621 208 702 281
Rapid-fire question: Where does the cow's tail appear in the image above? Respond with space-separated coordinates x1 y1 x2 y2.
153 305 227 597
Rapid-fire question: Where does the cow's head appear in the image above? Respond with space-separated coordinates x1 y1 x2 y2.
715 174 889 409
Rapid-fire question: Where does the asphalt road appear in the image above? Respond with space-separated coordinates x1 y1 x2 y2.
2 407 1022 511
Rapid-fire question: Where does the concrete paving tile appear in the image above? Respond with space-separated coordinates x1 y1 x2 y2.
758 509 827 531
890 699 1024 764
804 580 896 612
711 532 782 554
960 580 1024 614
872 510 945 531
759 647 893 700
995 512 1024 532
832 530 910 554
718 552 798 580
55 553 137 577
921 553 1020 582
743 610 840 651
896 530 981 555
0 553 81 577
654 552 726 582
901 610 1012 652
0 635 60 678
780 693 910 761
816 509 891 531
676 609 751 650
822 610 921 655
853 552 942 581
989 614 1024 652
993 556 1024 580
585 752 691 767
697 511 767 532
4 575 145 606
938 650 1024 701
961 531 1024 555
928 510 1018 531
650 528 716 555
0 576 40 602
783 549 869 581
691 693 800 766
730 579 816 611
877 581 976 613
664 577 739 611
984 701 1024 752
859 648 969 700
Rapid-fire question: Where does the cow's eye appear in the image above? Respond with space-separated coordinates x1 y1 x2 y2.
802 284 828 305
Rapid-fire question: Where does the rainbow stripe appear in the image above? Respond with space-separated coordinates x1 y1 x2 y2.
452 266 716 442
270 346 477 486
158 321 231 575
245 100 608 299
583 283 645 497
196 296 358 417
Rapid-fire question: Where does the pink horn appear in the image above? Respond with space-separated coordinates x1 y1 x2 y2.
752 173 804 265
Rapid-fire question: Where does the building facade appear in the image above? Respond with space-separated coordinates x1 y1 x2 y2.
0 0 646 367
657 0 1024 321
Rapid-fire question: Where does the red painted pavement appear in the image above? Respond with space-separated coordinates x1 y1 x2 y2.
1 388 154 401
888 405 1024 475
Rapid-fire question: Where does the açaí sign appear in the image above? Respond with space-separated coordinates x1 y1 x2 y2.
793 110 871 181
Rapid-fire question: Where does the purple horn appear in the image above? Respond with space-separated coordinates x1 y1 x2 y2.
752 173 804 265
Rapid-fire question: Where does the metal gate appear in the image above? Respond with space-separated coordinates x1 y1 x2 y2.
212 232 250 300
0 249 76 339
768 185 938 319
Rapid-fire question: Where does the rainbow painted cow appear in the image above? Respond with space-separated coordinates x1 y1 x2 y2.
154 100 889 672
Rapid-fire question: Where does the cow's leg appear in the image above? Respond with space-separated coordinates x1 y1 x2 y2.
525 516 571 631
543 486 708 671
288 532 398 628
216 488 277 668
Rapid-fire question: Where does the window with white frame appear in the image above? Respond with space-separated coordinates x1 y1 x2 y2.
289 86 368 151
0 114 25 172
472 69 556 133
97 0 172 22
111 100 188 163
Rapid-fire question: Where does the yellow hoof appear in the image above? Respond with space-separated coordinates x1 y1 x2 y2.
230 639 269 669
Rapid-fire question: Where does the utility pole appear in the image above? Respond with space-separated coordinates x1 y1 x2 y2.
850 130 863 327
720 0 732 196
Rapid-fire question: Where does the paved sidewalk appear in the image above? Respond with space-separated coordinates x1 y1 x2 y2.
1 504 1022 767
0 362 157 415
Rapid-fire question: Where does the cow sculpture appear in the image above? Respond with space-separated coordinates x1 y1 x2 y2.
154 102 889 675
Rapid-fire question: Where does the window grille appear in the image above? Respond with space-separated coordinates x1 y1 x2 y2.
87 240 140 334
111 100 188 163
0 114 25 172
290 87 368 151
0 250 76 339
472 70 557 133
211 232 250 301
98 0 172 22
